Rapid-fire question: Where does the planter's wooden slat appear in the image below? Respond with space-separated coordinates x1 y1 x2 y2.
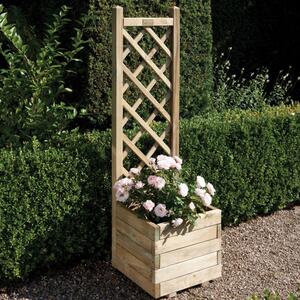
159 207 221 239
117 204 159 241
114 255 160 297
116 244 152 279
124 17 173 27
160 238 221 268
116 231 153 267
153 252 218 283
116 218 153 252
155 225 218 254
160 264 222 296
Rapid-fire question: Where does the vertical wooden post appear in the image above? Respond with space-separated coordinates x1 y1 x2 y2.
169 6 180 156
112 6 123 266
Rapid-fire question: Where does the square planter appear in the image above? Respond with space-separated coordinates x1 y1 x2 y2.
113 203 222 298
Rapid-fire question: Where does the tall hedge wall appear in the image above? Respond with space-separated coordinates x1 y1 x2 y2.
87 0 213 127
0 1 213 128
0 105 299 281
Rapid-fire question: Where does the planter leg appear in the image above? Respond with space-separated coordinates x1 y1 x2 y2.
167 292 177 298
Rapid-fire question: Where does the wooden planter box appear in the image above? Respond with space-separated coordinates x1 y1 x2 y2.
113 203 222 298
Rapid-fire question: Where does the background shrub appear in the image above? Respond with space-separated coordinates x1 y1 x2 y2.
1 105 299 281
0 5 85 147
211 0 300 101
212 52 299 112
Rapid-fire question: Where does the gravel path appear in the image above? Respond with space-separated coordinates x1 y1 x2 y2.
1 206 300 300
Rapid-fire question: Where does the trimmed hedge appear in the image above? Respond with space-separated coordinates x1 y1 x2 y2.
0 105 299 281
86 0 213 127
181 106 300 223
0 133 112 281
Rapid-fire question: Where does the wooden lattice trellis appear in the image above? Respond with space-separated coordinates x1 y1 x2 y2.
112 4 180 285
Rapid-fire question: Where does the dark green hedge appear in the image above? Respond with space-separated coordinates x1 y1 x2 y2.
181 106 300 223
178 0 213 117
86 0 213 127
1 105 299 281
0 133 111 281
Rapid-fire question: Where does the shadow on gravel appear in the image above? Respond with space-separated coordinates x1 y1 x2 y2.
1 261 154 300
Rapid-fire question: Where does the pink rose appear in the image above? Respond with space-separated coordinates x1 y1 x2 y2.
207 182 216 196
175 163 182 170
149 157 156 165
171 218 183 228
113 177 133 191
143 200 155 211
129 167 140 176
147 175 165 190
196 176 206 188
178 183 188 197
135 181 144 189
115 188 129 202
189 202 196 211
156 155 177 170
154 203 168 218
157 159 171 170
202 193 212 206
195 188 206 198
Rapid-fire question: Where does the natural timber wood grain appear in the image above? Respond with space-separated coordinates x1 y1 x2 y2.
169 6 180 156
159 238 221 268
159 208 221 239
160 264 222 296
123 100 171 154
116 204 159 241
145 27 171 57
154 252 218 283
123 29 171 89
155 225 218 254
124 17 174 27
112 5 123 266
116 231 153 267
116 244 152 279
122 64 171 122
116 218 152 252
114 255 159 297
122 29 170 97
123 31 143 60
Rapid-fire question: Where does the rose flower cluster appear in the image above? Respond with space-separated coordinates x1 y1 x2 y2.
113 155 216 227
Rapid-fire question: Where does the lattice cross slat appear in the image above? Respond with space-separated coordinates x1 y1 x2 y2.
123 28 172 89
112 5 180 182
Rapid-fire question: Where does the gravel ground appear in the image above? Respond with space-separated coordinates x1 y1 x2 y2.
1 206 300 300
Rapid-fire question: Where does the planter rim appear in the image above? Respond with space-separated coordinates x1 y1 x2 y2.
117 202 221 229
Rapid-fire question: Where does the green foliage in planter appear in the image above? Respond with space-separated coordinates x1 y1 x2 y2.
0 132 111 281
0 5 85 147
85 0 213 128
180 105 300 225
0 105 299 281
